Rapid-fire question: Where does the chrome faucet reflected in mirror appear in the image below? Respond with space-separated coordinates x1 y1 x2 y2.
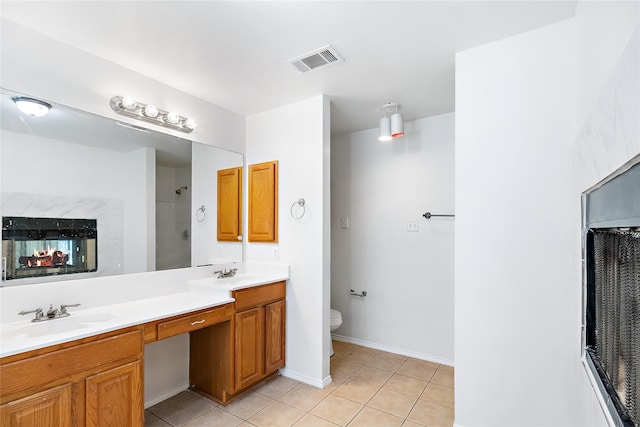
18 303 81 322
214 268 237 279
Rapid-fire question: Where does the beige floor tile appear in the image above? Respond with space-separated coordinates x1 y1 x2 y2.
148 390 214 426
367 388 417 419
401 421 424 427
366 354 405 372
351 365 393 387
323 374 348 393
405 358 440 370
310 394 363 426
332 378 379 404
396 361 437 382
383 373 428 398
223 391 274 419
407 400 454 427
256 375 301 399
144 411 171 427
279 383 329 411
420 383 454 409
331 359 363 377
340 349 377 365
183 407 243 427
248 401 305 427
347 407 404 427
294 413 341 426
438 364 454 373
430 368 454 388
377 350 409 361
331 341 354 358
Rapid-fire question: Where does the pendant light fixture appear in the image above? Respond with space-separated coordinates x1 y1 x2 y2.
379 103 404 141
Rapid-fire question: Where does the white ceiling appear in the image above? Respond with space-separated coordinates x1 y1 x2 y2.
1 1 576 136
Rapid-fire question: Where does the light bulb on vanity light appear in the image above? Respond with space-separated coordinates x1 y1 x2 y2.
184 117 197 130
143 104 159 118
166 111 180 125
121 96 137 110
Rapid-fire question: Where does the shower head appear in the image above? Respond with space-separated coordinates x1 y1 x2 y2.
176 186 188 195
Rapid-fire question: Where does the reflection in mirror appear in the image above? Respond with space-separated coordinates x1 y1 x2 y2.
0 88 243 287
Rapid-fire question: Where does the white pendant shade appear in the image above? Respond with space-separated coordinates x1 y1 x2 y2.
379 117 392 141
391 112 404 138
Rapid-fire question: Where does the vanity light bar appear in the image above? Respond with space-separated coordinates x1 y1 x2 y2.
109 96 197 133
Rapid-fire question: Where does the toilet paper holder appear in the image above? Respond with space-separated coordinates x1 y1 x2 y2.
350 289 367 298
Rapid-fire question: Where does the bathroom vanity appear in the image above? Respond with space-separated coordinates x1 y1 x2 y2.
0 263 288 427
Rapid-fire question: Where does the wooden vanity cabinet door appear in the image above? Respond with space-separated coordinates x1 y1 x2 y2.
265 300 286 373
235 307 265 390
218 167 243 242
0 383 72 427
248 161 278 242
85 360 143 427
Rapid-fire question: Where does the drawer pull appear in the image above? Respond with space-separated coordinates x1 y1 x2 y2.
190 319 206 326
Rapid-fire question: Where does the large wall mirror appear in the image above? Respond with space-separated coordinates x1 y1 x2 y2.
0 88 243 287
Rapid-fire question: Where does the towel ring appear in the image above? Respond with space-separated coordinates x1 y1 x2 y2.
290 198 306 220
196 205 206 222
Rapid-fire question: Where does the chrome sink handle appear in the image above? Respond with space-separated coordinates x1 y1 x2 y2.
60 303 81 315
18 307 43 322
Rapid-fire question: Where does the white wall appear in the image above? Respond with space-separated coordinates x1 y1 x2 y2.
455 4 638 426
124 147 155 274
0 18 245 154
245 95 331 387
331 113 454 364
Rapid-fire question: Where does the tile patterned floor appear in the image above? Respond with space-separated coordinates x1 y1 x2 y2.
145 340 454 427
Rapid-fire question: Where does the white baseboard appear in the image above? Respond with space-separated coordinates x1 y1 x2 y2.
279 367 330 389
332 334 455 367
144 383 189 408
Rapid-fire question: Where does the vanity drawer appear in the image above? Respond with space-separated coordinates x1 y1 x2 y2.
157 304 234 340
233 281 285 311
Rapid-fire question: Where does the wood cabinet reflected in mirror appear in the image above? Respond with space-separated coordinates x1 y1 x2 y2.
217 167 242 242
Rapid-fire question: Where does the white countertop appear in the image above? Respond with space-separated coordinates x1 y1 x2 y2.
0 263 289 358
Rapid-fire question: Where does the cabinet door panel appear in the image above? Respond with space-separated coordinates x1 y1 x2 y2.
85 361 143 427
265 300 286 373
248 161 278 242
235 308 265 389
1 383 72 427
218 167 243 242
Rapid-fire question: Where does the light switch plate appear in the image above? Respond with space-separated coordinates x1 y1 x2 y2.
407 220 419 232
341 217 349 229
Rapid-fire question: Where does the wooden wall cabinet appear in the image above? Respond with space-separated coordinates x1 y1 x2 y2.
217 167 243 242
0 327 144 427
248 161 278 242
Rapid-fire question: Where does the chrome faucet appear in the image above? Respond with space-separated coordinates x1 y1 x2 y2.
214 268 238 279
19 303 81 322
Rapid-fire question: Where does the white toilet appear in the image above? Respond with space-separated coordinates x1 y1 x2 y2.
330 309 343 356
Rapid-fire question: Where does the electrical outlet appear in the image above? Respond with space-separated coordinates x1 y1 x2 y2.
341 217 349 229
273 246 279 260
407 220 419 232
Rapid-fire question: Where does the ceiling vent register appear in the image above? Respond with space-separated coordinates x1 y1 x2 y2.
287 45 344 73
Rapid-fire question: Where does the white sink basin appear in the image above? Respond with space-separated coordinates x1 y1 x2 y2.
2 312 114 339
